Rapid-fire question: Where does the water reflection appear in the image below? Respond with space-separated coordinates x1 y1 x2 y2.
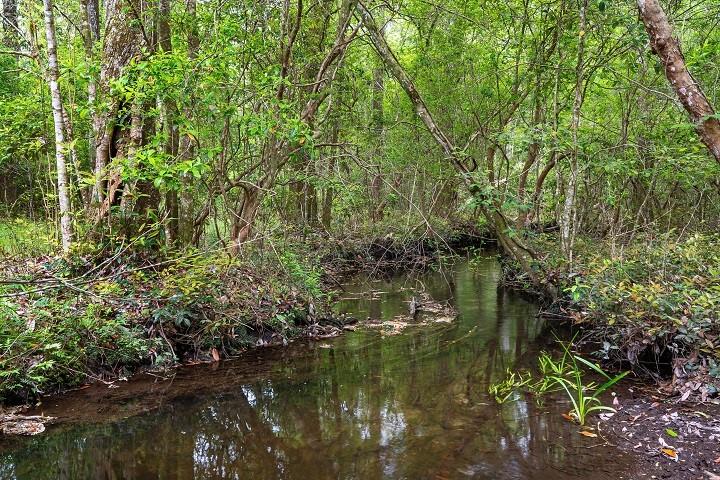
0 257 633 479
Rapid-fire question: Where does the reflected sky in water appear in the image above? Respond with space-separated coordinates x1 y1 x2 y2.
0 256 634 479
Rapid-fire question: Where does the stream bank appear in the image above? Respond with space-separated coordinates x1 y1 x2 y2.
499 232 720 480
0 226 489 406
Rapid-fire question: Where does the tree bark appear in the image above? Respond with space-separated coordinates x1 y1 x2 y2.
80 0 99 206
157 0 180 245
2 0 18 49
370 62 385 220
560 0 587 263
91 0 144 209
638 0 720 164
179 0 199 245
43 0 74 252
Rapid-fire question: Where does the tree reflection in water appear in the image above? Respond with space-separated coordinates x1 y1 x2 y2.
0 257 633 479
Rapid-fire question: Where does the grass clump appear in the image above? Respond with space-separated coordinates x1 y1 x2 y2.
489 339 628 426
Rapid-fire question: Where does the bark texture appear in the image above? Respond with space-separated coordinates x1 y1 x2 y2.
638 0 720 164
91 0 145 209
43 0 74 252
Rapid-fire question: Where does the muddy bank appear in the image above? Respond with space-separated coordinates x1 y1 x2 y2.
601 386 720 480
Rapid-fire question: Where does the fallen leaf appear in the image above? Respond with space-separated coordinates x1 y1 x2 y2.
665 428 678 438
660 448 678 462
579 430 598 438
561 413 575 422
211 348 220 362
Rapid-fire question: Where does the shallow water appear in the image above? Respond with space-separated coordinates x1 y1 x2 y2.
0 256 634 479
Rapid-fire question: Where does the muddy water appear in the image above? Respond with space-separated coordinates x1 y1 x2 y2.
0 256 634 479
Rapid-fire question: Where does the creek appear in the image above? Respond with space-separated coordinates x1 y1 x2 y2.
0 255 635 479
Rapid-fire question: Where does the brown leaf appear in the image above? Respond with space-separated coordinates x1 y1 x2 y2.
579 430 598 438
660 448 678 460
561 413 575 422
211 348 220 362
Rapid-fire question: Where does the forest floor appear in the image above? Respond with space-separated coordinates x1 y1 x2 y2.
506 232 720 402
600 382 720 480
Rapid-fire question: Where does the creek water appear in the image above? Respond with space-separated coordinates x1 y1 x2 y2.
0 255 634 479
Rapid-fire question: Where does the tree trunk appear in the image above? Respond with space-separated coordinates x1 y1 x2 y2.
179 0 199 245
80 0 99 206
43 0 74 252
638 0 720 164
157 0 180 246
91 0 144 210
2 0 18 49
560 0 587 263
231 187 261 252
516 98 542 229
370 63 385 220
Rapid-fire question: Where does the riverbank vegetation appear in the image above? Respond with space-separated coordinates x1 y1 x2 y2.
2 0 720 403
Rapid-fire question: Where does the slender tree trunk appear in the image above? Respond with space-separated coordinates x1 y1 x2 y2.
517 97 542 229
157 0 180 245
560 0 587 263
2 0 18 49
321 121 339 230
370 62 385 220
179 0 199 244
80 0 99 206
43 0 74 252
638 0 720 164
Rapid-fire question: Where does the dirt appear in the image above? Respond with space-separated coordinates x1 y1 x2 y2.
601 384 720 480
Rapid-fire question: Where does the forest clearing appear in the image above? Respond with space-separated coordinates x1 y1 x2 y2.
1 0 720 478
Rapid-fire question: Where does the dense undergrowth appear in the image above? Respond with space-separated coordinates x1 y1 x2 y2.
500 232 720 400
0 240 335 403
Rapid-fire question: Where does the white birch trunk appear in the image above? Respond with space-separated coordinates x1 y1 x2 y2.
43 0 74 252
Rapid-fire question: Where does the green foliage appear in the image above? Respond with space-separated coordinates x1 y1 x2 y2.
551 344 629 425
278 250 323 298
0 297 152 402
0 218 56 257
555 234 720 366
488 369 531 403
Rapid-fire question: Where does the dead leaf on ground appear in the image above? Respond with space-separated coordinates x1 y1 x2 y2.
660 447 678 461
579 430 598 438
211 348 220 362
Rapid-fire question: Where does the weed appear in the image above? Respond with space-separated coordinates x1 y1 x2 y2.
488 369 532 403
489 340 628 426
